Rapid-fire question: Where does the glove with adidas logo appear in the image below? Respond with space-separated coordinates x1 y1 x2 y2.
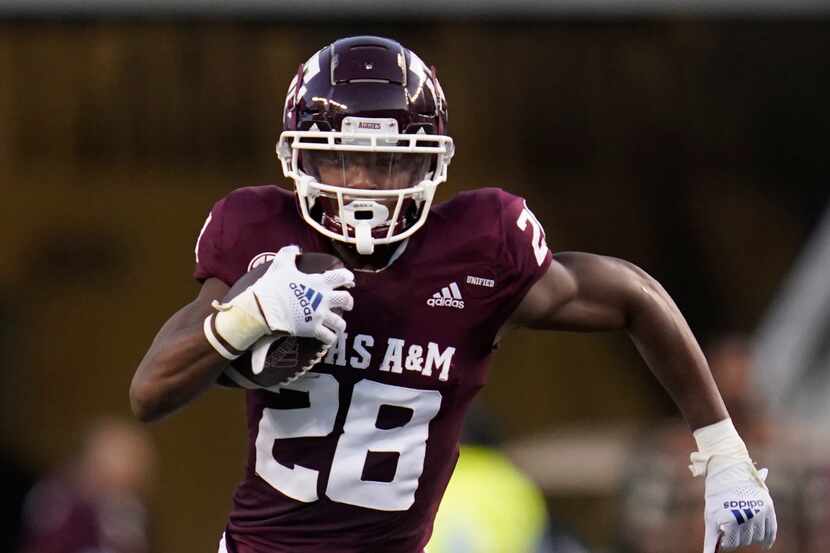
689 419 777 552
206 245 354 358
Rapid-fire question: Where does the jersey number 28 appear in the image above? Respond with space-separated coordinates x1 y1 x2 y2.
255 375 442 511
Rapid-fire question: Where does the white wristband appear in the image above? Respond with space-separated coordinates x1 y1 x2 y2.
689 418 749 477
204 315 241 360
202 288 271 360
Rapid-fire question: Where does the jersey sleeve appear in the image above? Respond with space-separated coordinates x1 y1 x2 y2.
193 197 232 284
488 190 553 328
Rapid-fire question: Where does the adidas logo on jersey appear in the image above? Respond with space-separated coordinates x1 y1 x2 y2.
427 282 464 309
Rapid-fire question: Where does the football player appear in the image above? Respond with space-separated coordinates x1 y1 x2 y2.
131 36 777 553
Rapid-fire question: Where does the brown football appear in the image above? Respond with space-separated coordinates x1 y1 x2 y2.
216 252 345 389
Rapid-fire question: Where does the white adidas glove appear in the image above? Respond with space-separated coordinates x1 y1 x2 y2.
205 245 354 359
689 419 777 552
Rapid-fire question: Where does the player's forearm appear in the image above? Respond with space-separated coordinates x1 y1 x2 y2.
132 329 228 422
516 254 729 429
131 302 229 422
624 272 728 430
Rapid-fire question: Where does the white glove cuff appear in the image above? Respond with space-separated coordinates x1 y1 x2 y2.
689 418 750 477
203 289 270 360
204 315 241 360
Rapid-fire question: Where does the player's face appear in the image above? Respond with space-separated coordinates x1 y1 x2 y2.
304 151 431 190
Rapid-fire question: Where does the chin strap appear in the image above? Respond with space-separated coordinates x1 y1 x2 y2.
354 223 375 255
340 199 390 255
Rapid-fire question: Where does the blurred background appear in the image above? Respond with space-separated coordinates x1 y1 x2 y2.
1 1 829 552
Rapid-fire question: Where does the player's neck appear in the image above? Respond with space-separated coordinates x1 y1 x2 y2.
329 240 404 272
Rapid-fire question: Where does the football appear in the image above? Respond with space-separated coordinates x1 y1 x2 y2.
216 252 345 389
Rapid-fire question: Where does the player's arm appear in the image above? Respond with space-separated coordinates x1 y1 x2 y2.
508 251 726 430
130 246 355 423
130 277 231 422
507 252 776 552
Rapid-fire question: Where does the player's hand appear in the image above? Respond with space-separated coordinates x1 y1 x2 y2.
248 245 354 344
701 457 777 552
206 245 354 358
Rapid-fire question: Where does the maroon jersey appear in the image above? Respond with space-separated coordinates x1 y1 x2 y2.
194 185 552 553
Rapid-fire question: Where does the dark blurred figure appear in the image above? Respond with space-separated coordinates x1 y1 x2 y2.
1 296 37 551
18 418 156 553
1 449 36 552
617 334 824 553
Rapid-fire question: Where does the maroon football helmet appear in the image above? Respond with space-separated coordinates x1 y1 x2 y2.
277 36 454 254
